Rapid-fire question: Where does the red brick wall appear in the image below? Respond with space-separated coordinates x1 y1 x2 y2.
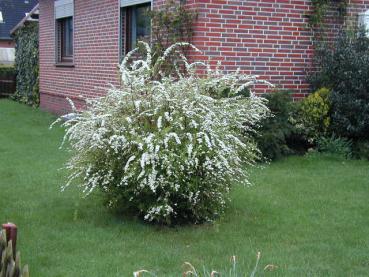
188 0 314 98
39 0 120 114
39 0 369 114
347 0 369 24
0 40 15 48
190 0 369 98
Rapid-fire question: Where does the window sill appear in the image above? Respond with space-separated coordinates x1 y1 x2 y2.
55 62 75 67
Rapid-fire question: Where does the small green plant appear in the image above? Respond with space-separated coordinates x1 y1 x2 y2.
317 135 352 157
0 230 29 277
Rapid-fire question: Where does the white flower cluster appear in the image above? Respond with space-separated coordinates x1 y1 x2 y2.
57 42 270 224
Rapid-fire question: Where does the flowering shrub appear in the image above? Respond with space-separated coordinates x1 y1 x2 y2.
56 42 270 224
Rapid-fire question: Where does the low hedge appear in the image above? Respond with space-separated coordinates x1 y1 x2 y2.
0 66 16 79
0 66 16 97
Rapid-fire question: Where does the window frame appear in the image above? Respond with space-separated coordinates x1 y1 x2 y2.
54 0 74 66
56 16 74 64
358 10 369 37
120 0 152 57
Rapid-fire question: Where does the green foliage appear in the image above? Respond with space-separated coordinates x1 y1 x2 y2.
256 91 298 160
353 140 369 160
296 88 331 142
204 83 250 100
0 230 29 277
309 0 347 28
0 66 15 79
148 0 197 64
316 135 352 158
13 22 39 107
309 30 369 140
0 66 16 97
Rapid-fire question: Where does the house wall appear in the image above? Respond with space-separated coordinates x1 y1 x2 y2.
0 40 15 65
39 0 121 114
39 0 369 114
191 0 369 98
0 40 15 48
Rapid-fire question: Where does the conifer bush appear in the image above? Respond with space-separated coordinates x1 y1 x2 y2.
296 87 331 143
56 43 270 224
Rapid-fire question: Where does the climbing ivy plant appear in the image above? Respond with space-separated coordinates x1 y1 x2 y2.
308 0 348 29
308 0 349 91
13 22 39 107
147 0 197 61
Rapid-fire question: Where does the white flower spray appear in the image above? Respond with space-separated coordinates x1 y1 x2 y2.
55 42 271 224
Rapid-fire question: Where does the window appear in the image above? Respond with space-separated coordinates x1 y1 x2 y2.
0 12 3 23
359 10 369 36
57 17 73 63
55 0 74 64
122 3 151 53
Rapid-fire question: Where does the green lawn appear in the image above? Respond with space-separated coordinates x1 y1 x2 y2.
1 99 369 276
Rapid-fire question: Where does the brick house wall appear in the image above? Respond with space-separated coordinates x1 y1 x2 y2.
39 0 121 114
39 0 369 114
0 41 15 48
191 0 315 98
0 40 15 65
191 0 369 98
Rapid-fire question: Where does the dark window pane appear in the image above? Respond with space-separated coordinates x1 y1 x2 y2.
57 16 73 62
124 3 151 52
62 17 73 57
66 17 73 56
134 4 151 45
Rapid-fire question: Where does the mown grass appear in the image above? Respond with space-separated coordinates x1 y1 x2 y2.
0 99 369 276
